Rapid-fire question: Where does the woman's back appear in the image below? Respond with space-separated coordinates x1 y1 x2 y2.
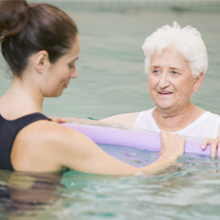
0 112 51 170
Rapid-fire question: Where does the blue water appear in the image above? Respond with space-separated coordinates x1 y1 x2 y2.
1 150 220 220
0 1 220 219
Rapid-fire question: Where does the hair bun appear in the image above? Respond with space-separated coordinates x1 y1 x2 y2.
0 0 29 40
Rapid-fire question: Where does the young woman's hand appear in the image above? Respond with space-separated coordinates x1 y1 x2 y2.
159 130 185 158
49 117 67 124
137 130 186 174
201 136 220 158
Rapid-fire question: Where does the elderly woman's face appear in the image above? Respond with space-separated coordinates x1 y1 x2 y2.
148 49 196 113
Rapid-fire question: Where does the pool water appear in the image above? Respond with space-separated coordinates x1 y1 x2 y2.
0 1 220 219
1 151 220 220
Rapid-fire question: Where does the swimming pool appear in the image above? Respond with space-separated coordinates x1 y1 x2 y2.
0 1 220 219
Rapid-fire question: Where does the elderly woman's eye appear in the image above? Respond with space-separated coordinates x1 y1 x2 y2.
172 71 179 75
153 70 160 74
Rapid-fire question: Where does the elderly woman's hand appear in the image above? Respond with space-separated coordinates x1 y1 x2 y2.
159 130 186 158
202 136 220 158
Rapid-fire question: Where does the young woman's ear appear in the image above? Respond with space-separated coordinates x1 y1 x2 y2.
193 72 204 93
34 51 50 74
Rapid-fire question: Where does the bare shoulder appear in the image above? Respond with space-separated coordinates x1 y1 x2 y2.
99 112 140 128
11 120 85 172
16 120 76 142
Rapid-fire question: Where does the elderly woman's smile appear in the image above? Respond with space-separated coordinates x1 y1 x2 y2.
148 49 196 113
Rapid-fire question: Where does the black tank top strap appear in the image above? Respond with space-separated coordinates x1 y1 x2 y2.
0 113 52 171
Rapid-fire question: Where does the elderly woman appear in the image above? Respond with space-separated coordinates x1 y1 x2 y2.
64 22 220 156
99 22 220 148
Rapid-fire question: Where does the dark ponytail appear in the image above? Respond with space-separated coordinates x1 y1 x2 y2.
0 0 78 77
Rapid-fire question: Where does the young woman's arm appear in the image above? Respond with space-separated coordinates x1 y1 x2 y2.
12 121 185 175
58 128 185 175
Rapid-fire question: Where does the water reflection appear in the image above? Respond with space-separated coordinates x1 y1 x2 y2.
0 169 65 216
57 153 220 219
1 151 220 219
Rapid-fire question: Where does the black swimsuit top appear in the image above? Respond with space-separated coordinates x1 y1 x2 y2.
0 113 51 171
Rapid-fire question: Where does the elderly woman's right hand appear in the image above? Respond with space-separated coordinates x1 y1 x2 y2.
159 130 186 159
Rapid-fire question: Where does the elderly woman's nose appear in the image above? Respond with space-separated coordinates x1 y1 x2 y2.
158 73 170 88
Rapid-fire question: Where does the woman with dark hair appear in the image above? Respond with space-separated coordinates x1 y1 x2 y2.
0 0 185 175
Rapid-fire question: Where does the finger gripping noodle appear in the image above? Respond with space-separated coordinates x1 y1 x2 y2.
61 123 210 156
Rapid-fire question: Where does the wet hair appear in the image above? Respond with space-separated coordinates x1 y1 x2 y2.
142 22 208 78
0 0 78 78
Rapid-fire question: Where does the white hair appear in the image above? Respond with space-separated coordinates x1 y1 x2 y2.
142 22 208 78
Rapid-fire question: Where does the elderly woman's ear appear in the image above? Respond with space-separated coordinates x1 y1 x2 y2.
193 72 204 93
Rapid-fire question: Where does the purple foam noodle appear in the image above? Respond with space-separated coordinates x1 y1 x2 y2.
61 123 211 156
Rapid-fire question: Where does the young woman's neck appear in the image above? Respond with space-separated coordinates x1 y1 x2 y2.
0 75 44 119
152 102 206 132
